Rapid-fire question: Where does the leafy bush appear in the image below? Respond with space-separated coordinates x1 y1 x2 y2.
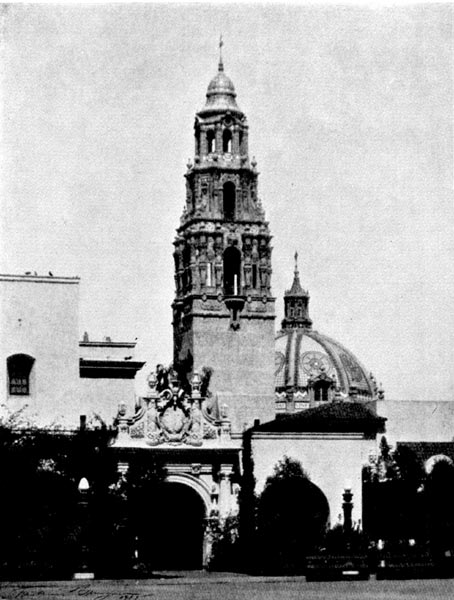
256 456 329 574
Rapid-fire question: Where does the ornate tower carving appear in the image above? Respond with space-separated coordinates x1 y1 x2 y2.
172 49 275 432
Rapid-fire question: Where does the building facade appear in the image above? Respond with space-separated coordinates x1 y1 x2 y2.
1 54 453 570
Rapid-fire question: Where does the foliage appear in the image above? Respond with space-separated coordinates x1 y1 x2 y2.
208 514 240 571
362 438 454 554
256 456 329 574
95 454 166 577
0 413 167 578
322 522 369 555
236 426 258 572
0 420 117 578
421 460 454 555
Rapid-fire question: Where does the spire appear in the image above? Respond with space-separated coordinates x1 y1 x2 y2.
286 250 305 297
282 251 312 330
219 34 224 72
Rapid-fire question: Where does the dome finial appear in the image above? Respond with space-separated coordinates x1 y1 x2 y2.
294 251 299 276
218 34 224 72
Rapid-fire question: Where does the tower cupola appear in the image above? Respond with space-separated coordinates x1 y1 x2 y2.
281 252 312 330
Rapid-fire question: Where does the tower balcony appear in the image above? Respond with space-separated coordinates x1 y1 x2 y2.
223 294 246 330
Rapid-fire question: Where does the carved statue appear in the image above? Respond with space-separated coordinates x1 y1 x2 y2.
156 364 170 392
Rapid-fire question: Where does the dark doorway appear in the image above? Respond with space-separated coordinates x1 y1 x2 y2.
139 482 206 570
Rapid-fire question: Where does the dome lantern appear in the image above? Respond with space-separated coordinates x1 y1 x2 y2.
281 252 312 330
198 38 242 116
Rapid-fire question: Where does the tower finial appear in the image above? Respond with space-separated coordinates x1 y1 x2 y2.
219 34 224 72
294 251 298 275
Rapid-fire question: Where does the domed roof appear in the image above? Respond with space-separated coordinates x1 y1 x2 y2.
199 59 242 115
276 254 379 401
207 69 236 96
275 328 376 399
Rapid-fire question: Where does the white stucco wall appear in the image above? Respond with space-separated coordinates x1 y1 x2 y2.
0 274 80 427
251 432 376 526
376 400 454 444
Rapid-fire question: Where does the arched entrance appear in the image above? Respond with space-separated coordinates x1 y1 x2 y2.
139 481 206 570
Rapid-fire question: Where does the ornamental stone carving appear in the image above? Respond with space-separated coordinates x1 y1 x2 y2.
116 366 232 447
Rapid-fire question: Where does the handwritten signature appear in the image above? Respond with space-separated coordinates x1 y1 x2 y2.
10 588 152 600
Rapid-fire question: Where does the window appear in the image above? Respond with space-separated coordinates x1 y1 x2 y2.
207 130 215 154
223 182 236 221
7 354 34 396
252 264 258 288
313 381 330 402
223 246 242 296
182 245 192 291
223 129 232 153
206 263 213 287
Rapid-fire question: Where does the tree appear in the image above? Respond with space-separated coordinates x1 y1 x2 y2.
0 414 119 578
256 456 329 574
422 459 454 555
362 440 424 543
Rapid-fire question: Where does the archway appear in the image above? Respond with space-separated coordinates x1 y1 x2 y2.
139 481 206 570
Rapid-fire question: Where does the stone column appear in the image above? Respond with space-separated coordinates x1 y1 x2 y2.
232 125 239 155
215 123 222 154
218 465 234 517
200 125 208 156
242 126 249 156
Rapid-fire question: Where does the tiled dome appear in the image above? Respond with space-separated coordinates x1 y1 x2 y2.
275 328 375 399
275 254 380 408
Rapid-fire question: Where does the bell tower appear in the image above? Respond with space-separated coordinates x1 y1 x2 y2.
172 47 275 433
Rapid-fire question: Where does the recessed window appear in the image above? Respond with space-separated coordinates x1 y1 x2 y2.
223 129 232 153
252 264 258 288
223 246 242 296
313 381 330 402
207 130 215 154
223 182 236 221
7 354 35 396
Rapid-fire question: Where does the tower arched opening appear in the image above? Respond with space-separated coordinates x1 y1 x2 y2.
223 246 242 296
223 129 232 153
195 129 200 156
223 181 236 221
207 130 215 154
239 130 244 154
182 245 192 292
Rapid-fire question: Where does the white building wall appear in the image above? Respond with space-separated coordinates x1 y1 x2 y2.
251 433 376 526
0 274 80 427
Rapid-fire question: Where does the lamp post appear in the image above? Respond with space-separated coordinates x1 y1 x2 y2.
73 477 95 580
342 484 354 539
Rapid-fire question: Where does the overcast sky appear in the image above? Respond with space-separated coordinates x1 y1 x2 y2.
1 3 453 401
